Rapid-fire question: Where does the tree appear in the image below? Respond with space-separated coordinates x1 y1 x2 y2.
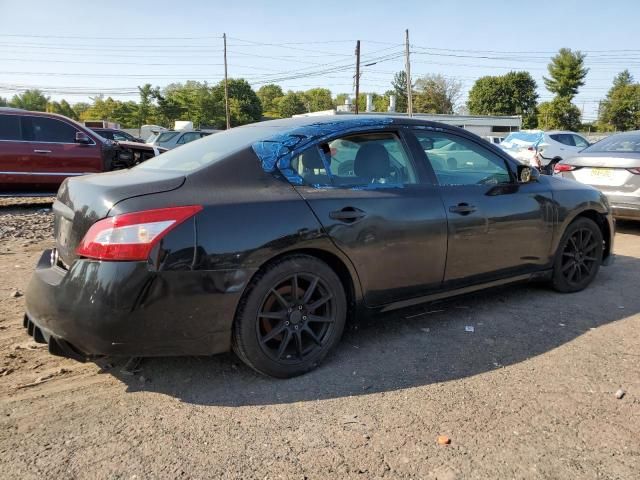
538 98 581 131
9 89 49 111
212 78 262 128
302 88 333 112
47 99 77 119
136 84 156 126
599 71 640 131
257 84 284 116
334 93 351 109
413 74 462 114
0 96 7 107
276 91 306 118
544 48 589 100
72 102 90 118
467 71 539 128
389 71 409 113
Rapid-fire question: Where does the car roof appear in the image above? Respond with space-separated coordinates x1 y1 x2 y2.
242 114 446 130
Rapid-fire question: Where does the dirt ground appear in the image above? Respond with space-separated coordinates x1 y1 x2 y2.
0 199 638 479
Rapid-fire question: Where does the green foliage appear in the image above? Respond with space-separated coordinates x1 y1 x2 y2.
334 93 350 109
80 96 139 128
543 48 588 100
390 71 409 113
302 88 333 112
0 96 7 107
467 71 538 126
47 99 78 120
537 98 581 131
9 89 49 111
214 78 262 128
257 84 284 114
276 91 306 118
413 74 462 114
599 71 640 131
136 84 156 126
72 102 90 118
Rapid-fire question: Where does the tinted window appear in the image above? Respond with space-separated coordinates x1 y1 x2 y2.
138 125 284 172
572 134 589 148
584 133 640 153
95 130 114 139
292 132 417 188
550 134 575 146
177 132 202 144
112 131 132 141
414 131 512 186
31 117 78 143
157 132 179 143
0 114 22 140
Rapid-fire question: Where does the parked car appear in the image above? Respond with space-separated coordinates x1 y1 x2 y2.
556 130 640 220
0 108 165 195
24 116 613 378
91 128 144 143
485 135 505 145
500 130 590 172
146 129 218 150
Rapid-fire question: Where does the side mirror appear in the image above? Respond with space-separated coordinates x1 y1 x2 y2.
517 165 539 183
75 132 92 144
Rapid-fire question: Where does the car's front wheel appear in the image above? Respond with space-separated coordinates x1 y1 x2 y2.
552 217 603 293
232 255 347 378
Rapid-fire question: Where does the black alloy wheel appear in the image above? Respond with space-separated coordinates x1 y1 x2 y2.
257 273 336 363
552 217 603 293
233 255 347 378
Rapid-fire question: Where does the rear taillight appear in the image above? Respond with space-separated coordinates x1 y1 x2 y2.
527 146 535 151
554 164 576 173
76 205 203 261
627 167 640 175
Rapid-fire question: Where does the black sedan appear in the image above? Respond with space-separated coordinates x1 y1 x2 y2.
24 116 614 378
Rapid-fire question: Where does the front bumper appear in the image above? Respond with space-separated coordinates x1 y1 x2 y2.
25 249 253 360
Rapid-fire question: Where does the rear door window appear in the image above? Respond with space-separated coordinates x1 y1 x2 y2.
572 134 589 148
0 114 22 140
292 132 418 188
177 132 202 145
29 117 79 143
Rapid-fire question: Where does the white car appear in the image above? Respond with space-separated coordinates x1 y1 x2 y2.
500 130 590 170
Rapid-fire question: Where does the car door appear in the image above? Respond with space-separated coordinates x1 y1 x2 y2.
291 129 448 307
411 128 555 288
0 113 33 192
22 115 102 189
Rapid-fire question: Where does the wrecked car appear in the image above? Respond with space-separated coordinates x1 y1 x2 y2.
0 108 166 195
24 115 613 378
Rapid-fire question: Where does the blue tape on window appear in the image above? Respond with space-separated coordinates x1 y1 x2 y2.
252 118 393 184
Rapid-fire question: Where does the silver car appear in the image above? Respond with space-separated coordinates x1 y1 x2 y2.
147 129 218 150
556 131 640 220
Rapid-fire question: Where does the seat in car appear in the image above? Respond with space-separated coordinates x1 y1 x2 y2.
353 143 391 183
301 148 331 185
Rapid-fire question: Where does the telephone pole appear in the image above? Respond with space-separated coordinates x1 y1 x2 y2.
405 29 413 117
223 33 231 129
354 40 360 114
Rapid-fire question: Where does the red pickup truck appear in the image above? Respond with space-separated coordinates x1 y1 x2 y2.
0 108 165 195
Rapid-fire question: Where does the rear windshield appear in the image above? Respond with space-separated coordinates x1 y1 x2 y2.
137 125 283 172
502 131 543 145
584 133 640 153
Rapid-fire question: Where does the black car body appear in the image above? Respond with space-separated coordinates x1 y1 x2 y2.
24 116 614 377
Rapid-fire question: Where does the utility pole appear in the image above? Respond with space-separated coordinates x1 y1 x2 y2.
405 29 413 117
223 33 231 129
354 40 360 114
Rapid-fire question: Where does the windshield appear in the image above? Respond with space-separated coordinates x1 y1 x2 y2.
138 125 285 172
502 131 543 146
156 132 179 143
584 133 640 153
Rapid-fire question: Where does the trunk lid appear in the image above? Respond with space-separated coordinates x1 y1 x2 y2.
566 153 640 192
53 169 185 266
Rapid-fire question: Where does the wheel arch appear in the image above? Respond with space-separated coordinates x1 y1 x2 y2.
563 209 612 262
235 247 364 327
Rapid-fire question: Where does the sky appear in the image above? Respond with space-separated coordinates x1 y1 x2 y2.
1 0 639 121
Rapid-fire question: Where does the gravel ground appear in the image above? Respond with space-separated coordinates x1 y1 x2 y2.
0 198 638 479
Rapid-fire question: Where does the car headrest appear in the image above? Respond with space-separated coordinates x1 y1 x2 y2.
302 148 326 170
354 143 390 179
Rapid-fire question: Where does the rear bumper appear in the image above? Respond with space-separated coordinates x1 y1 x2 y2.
609 201 640 220
25 249 252 360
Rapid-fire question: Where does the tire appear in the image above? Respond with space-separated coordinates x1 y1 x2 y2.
232 255 347 378
552 217 603 293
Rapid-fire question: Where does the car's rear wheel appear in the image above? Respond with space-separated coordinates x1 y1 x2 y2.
552 217 603 293
232 255 347 378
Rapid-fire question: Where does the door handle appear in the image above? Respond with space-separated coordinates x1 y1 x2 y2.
33 149 52 154
449 203 476 215
329 207 366 223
